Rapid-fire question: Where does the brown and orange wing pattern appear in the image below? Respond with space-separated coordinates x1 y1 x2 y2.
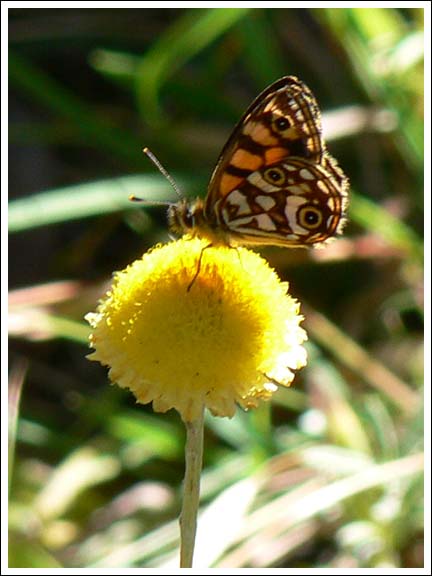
205 76 325 216
214 155 349 246
203 76 348 247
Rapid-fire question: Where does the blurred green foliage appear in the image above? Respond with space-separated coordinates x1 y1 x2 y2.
8 7 424 569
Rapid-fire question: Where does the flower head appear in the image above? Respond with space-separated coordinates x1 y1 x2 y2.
86 237 307 421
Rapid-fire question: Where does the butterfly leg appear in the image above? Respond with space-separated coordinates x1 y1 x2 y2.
187 243 213 292
232 245 244 270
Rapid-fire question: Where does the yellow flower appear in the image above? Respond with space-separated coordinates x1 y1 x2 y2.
86 237 307 421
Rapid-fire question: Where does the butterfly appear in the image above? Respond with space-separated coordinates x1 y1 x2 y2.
132 77 349 249
166 76 349 248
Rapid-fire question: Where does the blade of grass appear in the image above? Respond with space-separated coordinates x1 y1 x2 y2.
350 191 424 264
8 174 196 233
135 8 251 125
319 8 424 170
9 307 90 344
239 11 287 86
304 305 420 415
88 48 139 87
8 359 28 490
34 447 120 521
224 452 423 559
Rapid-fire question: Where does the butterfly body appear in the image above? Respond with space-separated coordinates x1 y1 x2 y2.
169 76 349 248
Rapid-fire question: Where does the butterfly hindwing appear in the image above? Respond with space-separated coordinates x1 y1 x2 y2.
213 156 348 246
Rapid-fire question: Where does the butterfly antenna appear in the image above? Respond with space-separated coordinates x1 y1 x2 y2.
128 147 184 205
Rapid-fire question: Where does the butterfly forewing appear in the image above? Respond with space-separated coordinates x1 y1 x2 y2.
168 75 349 248
204 76 348 246
205 77 326 214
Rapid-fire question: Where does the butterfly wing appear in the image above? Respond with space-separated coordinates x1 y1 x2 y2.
205 76 325 217
213 155 349 246
202 76 349 247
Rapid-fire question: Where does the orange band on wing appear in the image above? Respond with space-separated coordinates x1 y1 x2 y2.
220 173 244 196
230 148 263 171
265 147 289 164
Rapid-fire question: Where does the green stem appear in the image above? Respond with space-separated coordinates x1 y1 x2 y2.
179 406 205 568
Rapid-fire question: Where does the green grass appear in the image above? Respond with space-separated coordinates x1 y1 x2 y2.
8 7 424 569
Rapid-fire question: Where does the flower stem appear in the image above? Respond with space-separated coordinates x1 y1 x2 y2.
179 405 205 568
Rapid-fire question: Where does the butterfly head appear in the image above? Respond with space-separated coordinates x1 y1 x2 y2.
168 197 235 245
168 198 205 237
